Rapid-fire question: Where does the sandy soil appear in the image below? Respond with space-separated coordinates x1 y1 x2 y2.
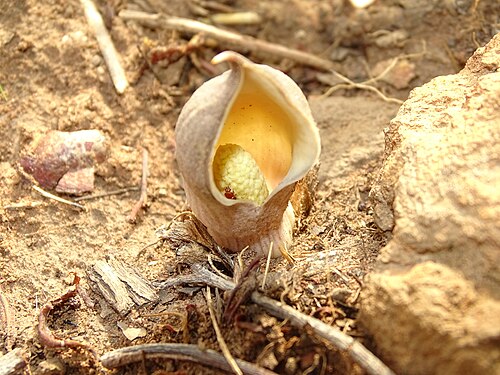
0 0 498 374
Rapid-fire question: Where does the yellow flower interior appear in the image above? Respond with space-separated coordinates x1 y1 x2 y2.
215 79 294 195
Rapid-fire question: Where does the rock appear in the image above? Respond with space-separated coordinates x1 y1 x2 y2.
37 358 66 374
362 33 500 374
117 321 147 341
371 58 417 89
20 130 108 194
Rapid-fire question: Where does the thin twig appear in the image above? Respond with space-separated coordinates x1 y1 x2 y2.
323 72 403 104
73 187 139 201
32 185 85 210
164 265 395 375
208 254 232 280
100 343 277 374
0 285 13 350
223 258 260 322
322 46 427 104
119 10 336 71
0 348 27 375
128 148 149 223
332 267 350 285
206 287 243 375
81 0 129 93
251 293 395 375
261 242 273 290
4 201 43 209
38 274 97 358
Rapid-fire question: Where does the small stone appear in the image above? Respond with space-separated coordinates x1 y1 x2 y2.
96 66 105 76
117 321 147 341
90 54 102 67
373 29 409 48
37 358 66 375
371 59 416 89
158 187 168 196
259 351 279 370
284 357 298 374
0 28 15 46
64 5 74 18
330 287 351 303
61 34 71 44
330 47 351 62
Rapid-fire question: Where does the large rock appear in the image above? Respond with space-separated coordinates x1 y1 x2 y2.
361 33 500 374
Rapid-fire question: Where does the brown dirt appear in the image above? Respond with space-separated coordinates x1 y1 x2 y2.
0 0 497 374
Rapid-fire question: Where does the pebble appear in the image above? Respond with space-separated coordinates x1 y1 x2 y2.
90 54 102 67
330 47 350 62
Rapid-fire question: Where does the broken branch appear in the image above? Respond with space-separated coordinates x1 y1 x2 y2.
81 0 129 93
100 343 277 374
37 274 96 358
159 265 395 375
119 10 336 71
0 285 14 350
0 348 27 375
206 286 243 375
128 148 149 223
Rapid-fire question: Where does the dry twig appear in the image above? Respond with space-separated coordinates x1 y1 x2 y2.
32 185 85 210
206 287 243 375
37 274 97 358
322 71 403 105
100 343 277 374
261 242 273 290
223 258 260 323
0 285 13 350
322 47 427 104
0 348 27 375
119 10 336 71
159 265 395 375
81 0 129 93
73 187 138 202
128 148 149 223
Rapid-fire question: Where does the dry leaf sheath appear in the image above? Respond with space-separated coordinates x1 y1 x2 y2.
175 51 320 257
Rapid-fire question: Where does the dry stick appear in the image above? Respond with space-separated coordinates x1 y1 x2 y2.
118 10 336 71
0 348 27 375
73 186 139 202
128 149 149 223
100 343 277 374
162 265 395 375
323 72 403 105
38 274 97 358
206 287 243 375
261 242 273 290
118 10 403 106
0 286 13 350
251 293 395 375
81 0 129 94
322 48 427 104
32 185 85 210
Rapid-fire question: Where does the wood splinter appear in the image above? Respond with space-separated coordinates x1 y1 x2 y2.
0 348 27 375
81 0 129 93
128 148 149 223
